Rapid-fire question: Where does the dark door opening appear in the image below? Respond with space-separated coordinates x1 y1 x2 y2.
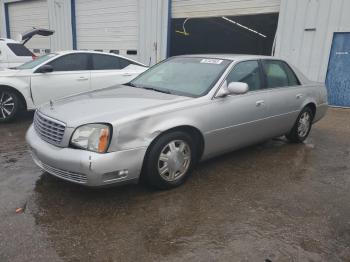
170 13 279 56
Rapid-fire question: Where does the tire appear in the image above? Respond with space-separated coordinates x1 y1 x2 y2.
0 88 21 123
143 131 197 189
286 106 314 143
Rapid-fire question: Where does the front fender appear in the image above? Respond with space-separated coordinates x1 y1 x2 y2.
109 113 203 152
0 76 34 109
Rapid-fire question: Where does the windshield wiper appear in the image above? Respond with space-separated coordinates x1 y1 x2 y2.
126 82 171 94
125 82 137 87
141 86 171 94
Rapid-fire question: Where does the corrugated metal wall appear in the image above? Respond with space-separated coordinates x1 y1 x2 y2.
172 0 281 18
274 0 350 82
48 0 73 51
138 0 169 65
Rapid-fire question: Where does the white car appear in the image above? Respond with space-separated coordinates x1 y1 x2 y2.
0 28 54 69
0 38 36 69
0 50 147 122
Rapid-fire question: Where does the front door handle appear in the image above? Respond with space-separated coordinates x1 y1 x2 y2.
77 77 89 81
296 94 303 99
256 100 265 107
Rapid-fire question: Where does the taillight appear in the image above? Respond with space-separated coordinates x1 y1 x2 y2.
32 55 37 60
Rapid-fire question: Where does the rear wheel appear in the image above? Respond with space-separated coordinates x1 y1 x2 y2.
0 89 21 123
286 107 314 143
143 131 197 189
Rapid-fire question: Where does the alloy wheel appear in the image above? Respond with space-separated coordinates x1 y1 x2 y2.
297 111 311 137
0 91 15 120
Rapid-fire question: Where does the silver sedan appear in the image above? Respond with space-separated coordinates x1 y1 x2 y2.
26 55 328 189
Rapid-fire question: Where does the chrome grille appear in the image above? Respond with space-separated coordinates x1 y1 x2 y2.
34 111 66 146
30 150 88 184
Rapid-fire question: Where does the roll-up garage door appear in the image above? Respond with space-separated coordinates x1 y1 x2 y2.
8 0 50 53
75 0 139 59
172 0 281 18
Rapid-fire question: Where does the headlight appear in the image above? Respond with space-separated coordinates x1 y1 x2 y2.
71 124 111 153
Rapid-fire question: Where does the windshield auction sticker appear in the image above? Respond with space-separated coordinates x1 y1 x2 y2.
200 59 223 64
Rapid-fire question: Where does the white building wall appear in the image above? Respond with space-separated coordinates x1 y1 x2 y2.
274 0 350 82
7 0 50 51
74 0 169 65
0 1 3 37
75 0 139 58
0 0 169 64
0 0 72 53
172 0 281 18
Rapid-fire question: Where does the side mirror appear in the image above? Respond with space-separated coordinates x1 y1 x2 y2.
227 82 249 94
37 64 53 73
216 81 249 97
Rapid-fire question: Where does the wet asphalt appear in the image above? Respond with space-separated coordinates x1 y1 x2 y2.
0 108 349 262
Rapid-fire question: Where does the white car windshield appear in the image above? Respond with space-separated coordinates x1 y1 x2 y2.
130 57 231 97
16 53 57 69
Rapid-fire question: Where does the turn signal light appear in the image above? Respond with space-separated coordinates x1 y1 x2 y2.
98 128 110 153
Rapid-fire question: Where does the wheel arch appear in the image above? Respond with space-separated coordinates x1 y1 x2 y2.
139 124 205 183
145 125 205 161
303 102 316 118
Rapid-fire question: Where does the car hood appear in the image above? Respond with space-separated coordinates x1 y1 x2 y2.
0 68 31 77
39 85 191 127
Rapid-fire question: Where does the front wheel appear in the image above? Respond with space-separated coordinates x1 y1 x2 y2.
143 131 197 189
286 107 314 143
0 89 21 123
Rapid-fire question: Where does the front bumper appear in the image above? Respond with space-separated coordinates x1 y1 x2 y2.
26 125 147 187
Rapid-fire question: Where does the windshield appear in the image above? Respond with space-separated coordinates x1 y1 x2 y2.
130 57 231 97
16 53 57 69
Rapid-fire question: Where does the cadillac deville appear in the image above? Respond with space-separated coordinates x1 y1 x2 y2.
26 55 328 189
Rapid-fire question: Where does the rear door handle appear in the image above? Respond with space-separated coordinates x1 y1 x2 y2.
256 100 265 107
77 76 89 81
296 94 303 99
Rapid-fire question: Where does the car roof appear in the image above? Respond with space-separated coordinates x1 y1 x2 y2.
175 54 279 61
55 50 137 57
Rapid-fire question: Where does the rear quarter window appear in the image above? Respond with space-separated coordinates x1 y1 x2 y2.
7 43 33 56
282 62 301 86
92 54 142 70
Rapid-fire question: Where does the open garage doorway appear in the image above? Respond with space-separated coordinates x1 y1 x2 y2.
170 13 279 56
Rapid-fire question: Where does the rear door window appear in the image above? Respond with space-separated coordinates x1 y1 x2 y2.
48 53 90 71
7 43 33 56
262 60 300 88
119 57 134 68
92 54 134 70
